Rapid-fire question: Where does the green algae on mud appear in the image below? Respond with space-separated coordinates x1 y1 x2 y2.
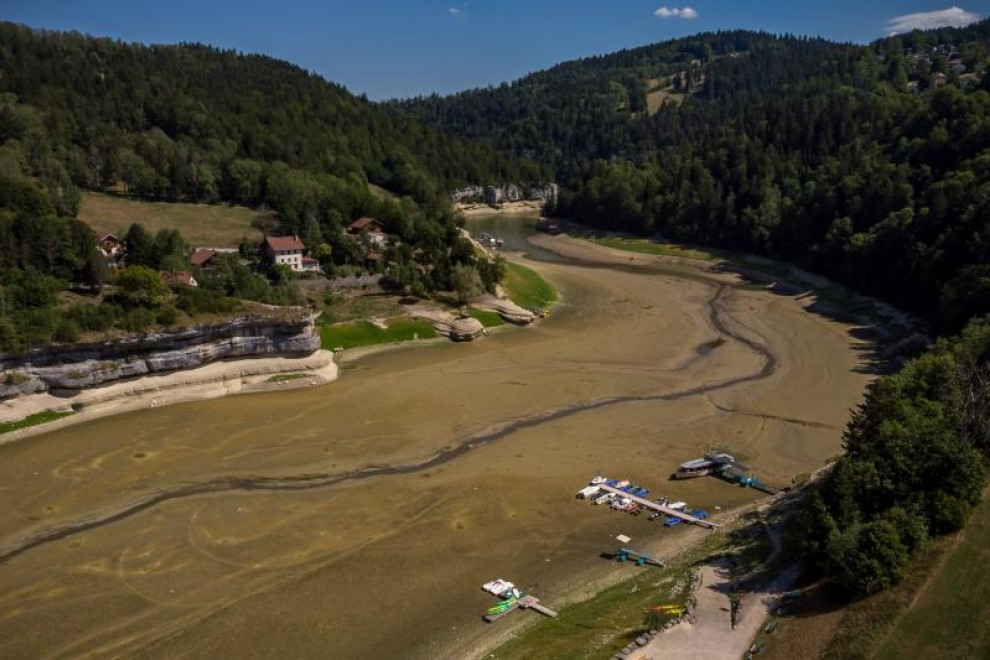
319 318 437 350
0 410 73 436
503 262 557 310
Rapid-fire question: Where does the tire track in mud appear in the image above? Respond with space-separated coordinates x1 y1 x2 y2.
0 282 774 566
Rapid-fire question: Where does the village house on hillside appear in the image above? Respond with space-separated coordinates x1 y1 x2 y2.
162 270 197 288
346 217 387 247
346 216 384 235
96 232 124 258
189 248 217 269
263 235 306 272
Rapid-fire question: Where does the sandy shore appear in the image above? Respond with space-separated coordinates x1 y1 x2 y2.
0 236 873 660
0 350 338 445
456 200 545 217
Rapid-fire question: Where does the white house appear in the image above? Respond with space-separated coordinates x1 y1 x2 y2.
264 235 306 272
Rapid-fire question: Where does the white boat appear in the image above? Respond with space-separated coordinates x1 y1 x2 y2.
577 485 601 499
667 501 687 511
675 453 736 478
593 493 614 505
611 497 632 510
590 476 606 485
482 579 515 595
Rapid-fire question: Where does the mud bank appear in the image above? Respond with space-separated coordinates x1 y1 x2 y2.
0 239 872 660
0 350 337 445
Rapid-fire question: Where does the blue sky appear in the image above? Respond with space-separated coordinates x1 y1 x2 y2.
4 1 989 99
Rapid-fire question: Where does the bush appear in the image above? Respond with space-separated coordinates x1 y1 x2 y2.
68 303 116 331
156 306 179 326
53 319 80 343
119 307 154 332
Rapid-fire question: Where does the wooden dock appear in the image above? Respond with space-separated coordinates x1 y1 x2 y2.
483 595 557 623
597 484 721 529
518 595 558 617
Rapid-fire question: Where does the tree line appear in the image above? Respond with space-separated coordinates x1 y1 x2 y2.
796 317 989 598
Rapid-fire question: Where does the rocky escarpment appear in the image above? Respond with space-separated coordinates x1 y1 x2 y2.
407 307 486 342
0 311 321 400
452 182 558 206
472 294 536 325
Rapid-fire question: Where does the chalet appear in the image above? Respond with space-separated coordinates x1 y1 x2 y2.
264 235 306 272
97 232 124 258
189 248 218 269
346 217 384 235
162 271 197 288
301 256 322 272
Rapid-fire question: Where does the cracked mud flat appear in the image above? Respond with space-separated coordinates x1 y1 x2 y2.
0 236 872 659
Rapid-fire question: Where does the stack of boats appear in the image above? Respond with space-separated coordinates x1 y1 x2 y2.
576 476 708 525
482 578 523 615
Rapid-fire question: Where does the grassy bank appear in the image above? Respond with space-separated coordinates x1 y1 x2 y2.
0 410 73 436
576 234 725 264
490 517 771 659
320 318 437 350
758 492 990 659
78 192 264 248
468 309 506 328
874 492 990 659
503 262 556 310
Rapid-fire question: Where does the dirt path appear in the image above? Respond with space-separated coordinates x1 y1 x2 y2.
633 519 798 659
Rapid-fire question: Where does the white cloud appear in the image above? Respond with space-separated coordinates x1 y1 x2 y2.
886 6 981 34
448 7 460 16
655 6 699 20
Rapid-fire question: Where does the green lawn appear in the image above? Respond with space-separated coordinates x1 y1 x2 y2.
78 192 265 248
503 262 556 310
320 318 437 350
0 410 73 435
873 493 990 659
467 309 505 328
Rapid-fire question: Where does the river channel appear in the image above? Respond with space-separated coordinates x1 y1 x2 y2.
0 219 871 658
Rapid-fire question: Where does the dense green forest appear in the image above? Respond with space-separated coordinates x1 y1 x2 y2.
390 31 771 175
0 22 522 351
796 317 990 598
401 24 990 333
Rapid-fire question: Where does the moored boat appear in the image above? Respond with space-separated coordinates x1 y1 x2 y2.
487 597 518 615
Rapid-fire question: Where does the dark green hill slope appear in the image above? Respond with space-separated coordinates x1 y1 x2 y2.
0 21 540 224
396 24 990 331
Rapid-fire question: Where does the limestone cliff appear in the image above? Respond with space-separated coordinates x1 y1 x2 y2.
0 311 321 400
451 182 558 205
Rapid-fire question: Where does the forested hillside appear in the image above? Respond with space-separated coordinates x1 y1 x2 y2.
0 23 531 351
390 31 771 175
400 24 990 332
0 22 541 229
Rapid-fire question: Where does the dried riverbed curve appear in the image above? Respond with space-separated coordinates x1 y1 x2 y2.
0 278 775 566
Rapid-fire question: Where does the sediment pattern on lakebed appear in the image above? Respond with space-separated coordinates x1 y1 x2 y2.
0 236 872 659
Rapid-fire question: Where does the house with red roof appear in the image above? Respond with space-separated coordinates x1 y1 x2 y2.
264 235 306 272
346 217 384 235
162 270 198 288
189 248 218 269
